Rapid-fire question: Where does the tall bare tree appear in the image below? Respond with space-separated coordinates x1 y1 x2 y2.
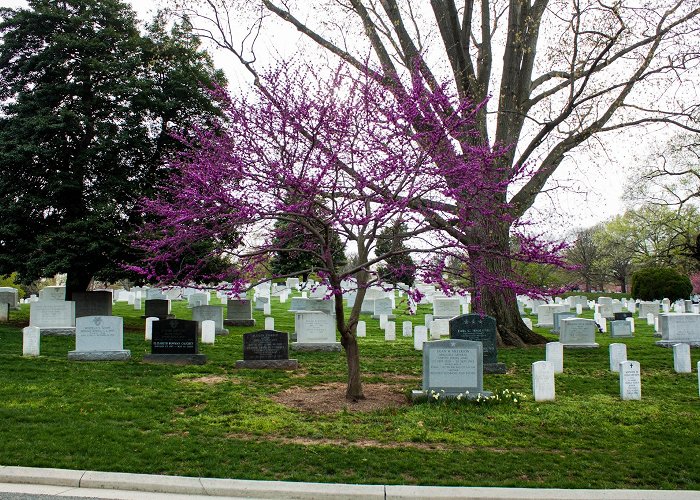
175 0 700 345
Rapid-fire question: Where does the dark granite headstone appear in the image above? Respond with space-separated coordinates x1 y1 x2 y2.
224 299 256 327
144 299 170 320
73 291 113 318
614 312 633 320
449 314 506 374
143 319 206 365
235 330 298 369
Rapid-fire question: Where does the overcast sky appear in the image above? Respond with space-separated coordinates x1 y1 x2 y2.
2 0 664 235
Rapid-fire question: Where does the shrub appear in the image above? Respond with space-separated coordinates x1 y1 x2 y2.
631 267 692 301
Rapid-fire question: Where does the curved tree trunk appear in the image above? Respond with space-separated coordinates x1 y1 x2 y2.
471 220 548 347
341 332 364 401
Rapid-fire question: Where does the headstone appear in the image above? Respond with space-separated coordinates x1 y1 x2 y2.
673 343 692 373
522 317 533 329
372 297 394 320
402 321 412 337
0 287 19 310
39 286 65 301
614 312 633 321
292 311 340 351
289 297 335 315
414 326 428 350
22 326 40 357
559 318 599 348
379 314 388 330
133 297 142 311
143 319 206 364
424 314 433 330
29 300 76 335
201 320 216 345
646 313 655 326
144 299 170 320
432 297 461 319
286 277 300 290
356 321 366 337
662 298 671 313
432 318 450 337
68 316 130 361
192 305 227 335
609 343 627 372
546 342 563 374
449 314 506 374
537 304 565 327
553 312 576 333
145 317 158 341
625 317 636 333
610 320 633 338
532 361 555 402
656 313 700 347
598 297 614 318
236 330 298 369
412 339 492 400
385 321 396 341
619 360 641 400
0 303 8 323
224 299 256 327
576 304 583 315
145 289 167 300
188 292 209 308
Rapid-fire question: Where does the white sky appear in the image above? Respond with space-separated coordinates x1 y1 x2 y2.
2 0 672 236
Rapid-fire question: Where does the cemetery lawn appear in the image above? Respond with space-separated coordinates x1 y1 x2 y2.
1 297 699 490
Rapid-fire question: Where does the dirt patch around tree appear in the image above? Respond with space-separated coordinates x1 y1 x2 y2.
272 382 410 414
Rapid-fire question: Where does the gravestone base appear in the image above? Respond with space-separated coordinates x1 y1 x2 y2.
68 350 131 361
142 354 207 365
411 389 493 401
535 323 553 328
39 327 76 336
215 328 229 336
224 319 256 327
291 342 341 352
653 332 662 338
656 340 700 348
484 362 507 374
235 359 299 370
562 342 599 349
611 333 634 339
140 314 175 320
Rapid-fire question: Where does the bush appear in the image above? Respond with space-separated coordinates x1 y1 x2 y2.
631 267 692 301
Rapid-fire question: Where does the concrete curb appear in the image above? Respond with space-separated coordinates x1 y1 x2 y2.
1 466 700 500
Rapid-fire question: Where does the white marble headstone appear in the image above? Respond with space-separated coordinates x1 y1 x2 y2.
545 342 563 374
22 326 40 357
609 343 627 373
414 326 428 350
532 361 555 402
201 320 216 344
673 343 691 373
385 321 396 341
619 360 641 400
402 321 412 337
356 320 366 338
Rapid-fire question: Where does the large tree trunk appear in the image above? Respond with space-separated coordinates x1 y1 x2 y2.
65 266 92 301
470 220 548 347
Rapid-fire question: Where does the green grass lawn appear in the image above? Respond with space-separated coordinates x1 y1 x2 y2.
1 294 699 489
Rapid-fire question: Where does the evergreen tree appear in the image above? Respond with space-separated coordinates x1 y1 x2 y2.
375 223 416 287
0 0 225 297
269 218 347 283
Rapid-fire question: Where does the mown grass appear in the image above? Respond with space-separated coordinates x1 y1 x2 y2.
0 294 699 489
